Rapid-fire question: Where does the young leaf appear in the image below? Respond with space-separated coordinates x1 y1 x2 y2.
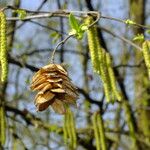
15 9 27 20
133 34 144 42
69 13 80 31
125 19 136 25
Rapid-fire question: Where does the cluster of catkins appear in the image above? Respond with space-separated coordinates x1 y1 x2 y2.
30 64 78 114
86 16 122 102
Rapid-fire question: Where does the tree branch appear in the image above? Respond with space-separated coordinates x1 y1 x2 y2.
8 54 39 72
101 27 142 51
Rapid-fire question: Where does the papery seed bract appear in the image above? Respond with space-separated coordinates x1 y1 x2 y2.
51 99 66 114
51 88 66 93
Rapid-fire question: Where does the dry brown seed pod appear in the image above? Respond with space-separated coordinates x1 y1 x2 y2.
47 78 62 83
55 64 67 75
59 94 77 106
56 74 70 81
51 99 66 114
43 64 67 75
30 63 78 114
32 72 41 83
38 84 53 94
35 98 53 111
35 91 55 103
62 80 78 93
64 88 78 98
51 88 66 93
31 82 50 91
35 91 55 111
52 83 63 88
31 76 46 88
45 72 58 77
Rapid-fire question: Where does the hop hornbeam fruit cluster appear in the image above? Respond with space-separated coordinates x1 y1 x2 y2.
30 64 78 114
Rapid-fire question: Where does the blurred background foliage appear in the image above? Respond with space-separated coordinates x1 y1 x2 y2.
0 0 150 150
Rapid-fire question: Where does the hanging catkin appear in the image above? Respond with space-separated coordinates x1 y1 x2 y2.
97 112 107 150
0 106 6 145
0 11 8 82
142 41 150 79
86 16 122 102
68 109 77 149
99 51 111 102
63 108 77 149
106 53 122 101
63 114 68 144
92 112 101 150
86 17 100 73
86 17 111 100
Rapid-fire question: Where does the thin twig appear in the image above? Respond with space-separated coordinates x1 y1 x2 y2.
29 20 67 35
101 15 150 30
101 27 142 51
87 11 100 28
50 34 74 63
114 60 144 68
7 1 49 36
5 8 100 21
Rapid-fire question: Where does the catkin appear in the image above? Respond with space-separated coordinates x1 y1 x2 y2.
86 16 122 102
92 112 101 150
97 113 107 150
86 17 111 101
63 114 68 144
106 53 122 101
66 109 72 147
86 17 100 73
99 51 111 102
0 11 8 82
68 109 77 149
142 41 150 79
0 106 6 145
63 109 77 149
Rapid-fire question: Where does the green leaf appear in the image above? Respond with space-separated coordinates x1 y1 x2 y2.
69 13 80 31
68 14 87 40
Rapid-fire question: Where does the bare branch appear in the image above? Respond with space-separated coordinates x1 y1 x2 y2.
101 27 142 51
101 15 150 30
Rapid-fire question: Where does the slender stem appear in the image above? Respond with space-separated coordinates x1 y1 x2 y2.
2 5 149 30
101 15 150 30
50 34 74 63
101 27 142 51
88 12 100 28
2 7 100 21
